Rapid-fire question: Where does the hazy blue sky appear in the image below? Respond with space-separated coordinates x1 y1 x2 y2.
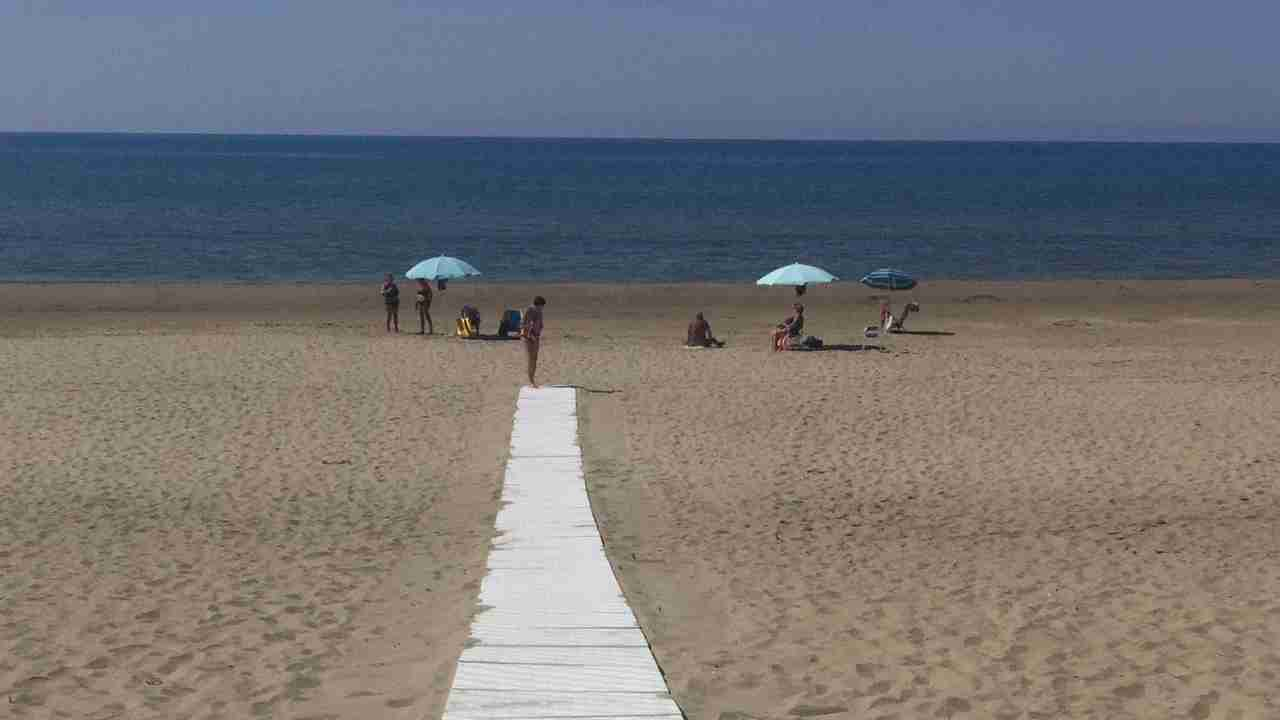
3 0 1277 140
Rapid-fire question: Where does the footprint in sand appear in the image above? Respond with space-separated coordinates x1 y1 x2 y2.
157 652 193 675
788 703 848 716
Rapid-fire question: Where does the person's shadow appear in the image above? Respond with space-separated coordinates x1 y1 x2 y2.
547 384 619 394
890 330 955 336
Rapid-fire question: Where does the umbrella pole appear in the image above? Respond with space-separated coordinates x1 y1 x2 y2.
885 287 893 340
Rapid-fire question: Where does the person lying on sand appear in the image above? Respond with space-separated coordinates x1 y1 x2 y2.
687 312 725 348
771 303 804 351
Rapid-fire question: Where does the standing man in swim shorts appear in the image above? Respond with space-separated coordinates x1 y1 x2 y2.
520 296 546 388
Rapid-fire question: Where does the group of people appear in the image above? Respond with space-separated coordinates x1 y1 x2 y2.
684 302 806 351
380 274 547 386
381 274 435 335
382 273 912 386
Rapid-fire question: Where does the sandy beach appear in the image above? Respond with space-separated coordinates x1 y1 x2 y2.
3 279 1280 719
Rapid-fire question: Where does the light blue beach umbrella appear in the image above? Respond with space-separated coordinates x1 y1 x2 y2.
859 268 917 291
406 255 482 281
756 262 837 287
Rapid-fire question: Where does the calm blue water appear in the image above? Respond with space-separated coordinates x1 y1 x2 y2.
1 133 1277 282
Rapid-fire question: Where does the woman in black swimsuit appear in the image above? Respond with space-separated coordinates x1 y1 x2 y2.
381 273 400 333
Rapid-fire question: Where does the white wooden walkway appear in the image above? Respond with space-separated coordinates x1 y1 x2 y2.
442 386 683 720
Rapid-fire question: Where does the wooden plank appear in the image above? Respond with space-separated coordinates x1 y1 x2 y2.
446 688 679 719
452 659 670 692
459 645 663 668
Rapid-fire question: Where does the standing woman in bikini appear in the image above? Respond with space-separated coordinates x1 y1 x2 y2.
381 273 400 333
414 278 433 334
520 296 546 388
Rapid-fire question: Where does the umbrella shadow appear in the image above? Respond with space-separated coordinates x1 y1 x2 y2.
826 343 890 352
790 343 889 353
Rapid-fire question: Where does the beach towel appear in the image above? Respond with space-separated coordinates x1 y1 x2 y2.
784 335 824 351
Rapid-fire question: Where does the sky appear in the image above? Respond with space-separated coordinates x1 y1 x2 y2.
2 0 1278 141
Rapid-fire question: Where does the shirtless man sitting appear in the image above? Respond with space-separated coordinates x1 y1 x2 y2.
687 312 725 348
771 303 804 351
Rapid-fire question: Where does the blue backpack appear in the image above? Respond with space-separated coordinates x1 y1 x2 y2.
498 309 521 337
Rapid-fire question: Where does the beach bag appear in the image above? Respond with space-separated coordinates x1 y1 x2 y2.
498 309 521 337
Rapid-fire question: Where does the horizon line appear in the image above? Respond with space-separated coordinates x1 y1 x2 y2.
2 130 1278 146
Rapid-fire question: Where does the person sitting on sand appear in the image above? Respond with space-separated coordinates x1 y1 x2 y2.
457 304 481 337
889 301 920 331
381 273 400 333
415 279 433 334
687 312 725 348
771 303 804 351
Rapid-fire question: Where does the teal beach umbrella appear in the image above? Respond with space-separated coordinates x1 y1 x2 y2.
859 268 917 291
756 262 837 287
862 268 918 334
406 255 482 281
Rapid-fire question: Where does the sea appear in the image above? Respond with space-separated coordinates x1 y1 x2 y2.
1 133 1277 283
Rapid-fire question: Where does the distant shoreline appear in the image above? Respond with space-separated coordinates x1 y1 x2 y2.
3 278 1275 319
2 277 1277 287
4 131 1278 145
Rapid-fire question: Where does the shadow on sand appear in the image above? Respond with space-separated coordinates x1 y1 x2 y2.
890 330 956 336
548 384 620 394
792 343 889 353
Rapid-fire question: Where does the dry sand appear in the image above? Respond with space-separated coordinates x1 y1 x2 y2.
3 280 1279 719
